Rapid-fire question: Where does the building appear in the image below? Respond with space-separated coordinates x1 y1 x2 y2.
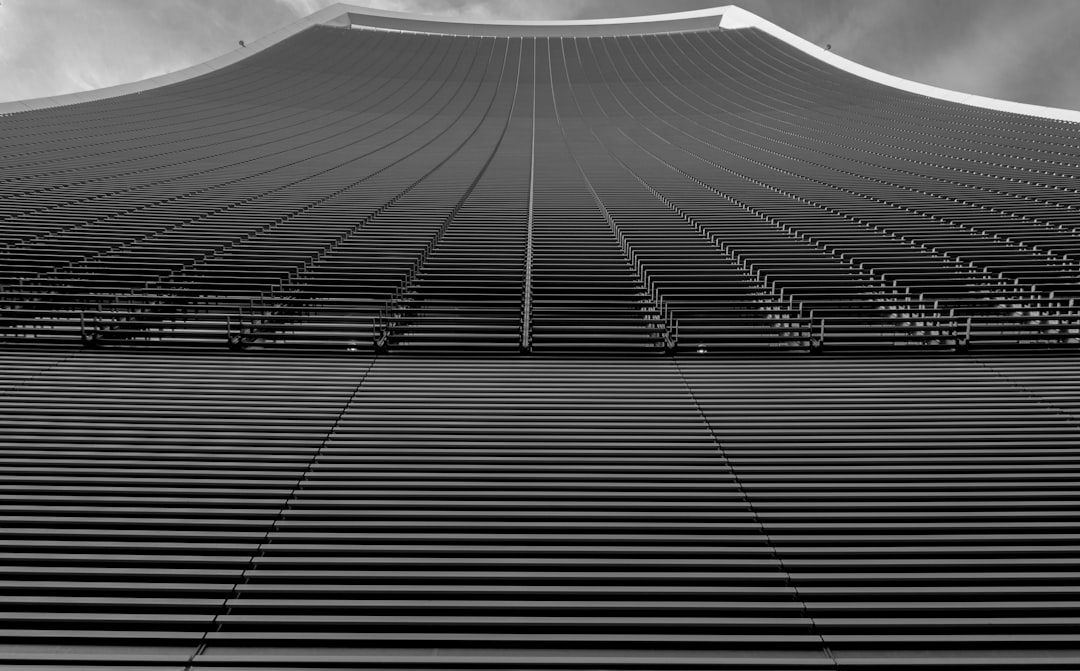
1 4 1079 669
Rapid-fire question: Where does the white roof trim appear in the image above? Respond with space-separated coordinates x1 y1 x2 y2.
2 4 1077 123
340 6 728 36
719 5 1080 124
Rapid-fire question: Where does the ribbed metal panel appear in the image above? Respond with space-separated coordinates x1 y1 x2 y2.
677 355 1080 667
0 352 372 665
0 351 1078 666
208 357 821 667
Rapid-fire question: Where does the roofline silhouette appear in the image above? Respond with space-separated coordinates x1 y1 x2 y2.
2 3 1077 122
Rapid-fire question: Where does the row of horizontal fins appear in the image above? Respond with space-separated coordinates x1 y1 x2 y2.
0 349 1079 667
1 26 1079 353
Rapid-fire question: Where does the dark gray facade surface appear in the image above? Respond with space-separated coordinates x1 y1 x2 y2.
1 11 1080 669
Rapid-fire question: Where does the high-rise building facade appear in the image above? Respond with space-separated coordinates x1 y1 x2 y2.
1 5 1079 669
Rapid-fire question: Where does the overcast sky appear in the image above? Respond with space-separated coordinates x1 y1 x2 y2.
1 0 1079 111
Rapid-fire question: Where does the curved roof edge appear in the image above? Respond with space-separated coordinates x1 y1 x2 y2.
718 6 1080 124
0 3 354 116
2 4 1077 123
340 6 728 36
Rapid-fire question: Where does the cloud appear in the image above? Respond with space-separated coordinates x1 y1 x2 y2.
899 1 1080 110
271 0 587 21
740 0 1080 111
275 0 333 16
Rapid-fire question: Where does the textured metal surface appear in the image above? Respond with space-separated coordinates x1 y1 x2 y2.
2 25 1079 353
2 14 1080 670
0 350 1078 667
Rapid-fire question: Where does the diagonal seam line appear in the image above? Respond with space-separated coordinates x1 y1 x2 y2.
971 353 1080 426
184 354 379 669
0 348 83 398
670 357 840 670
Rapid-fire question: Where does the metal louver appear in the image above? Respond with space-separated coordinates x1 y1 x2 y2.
1 5 1080 669
0 351 1078 666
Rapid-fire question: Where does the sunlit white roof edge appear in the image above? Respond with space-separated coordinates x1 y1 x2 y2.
2 4 1077 123
717 6 1080 124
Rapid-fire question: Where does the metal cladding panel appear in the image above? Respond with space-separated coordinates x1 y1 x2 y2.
1 10 1080 669
0 351 1078 666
